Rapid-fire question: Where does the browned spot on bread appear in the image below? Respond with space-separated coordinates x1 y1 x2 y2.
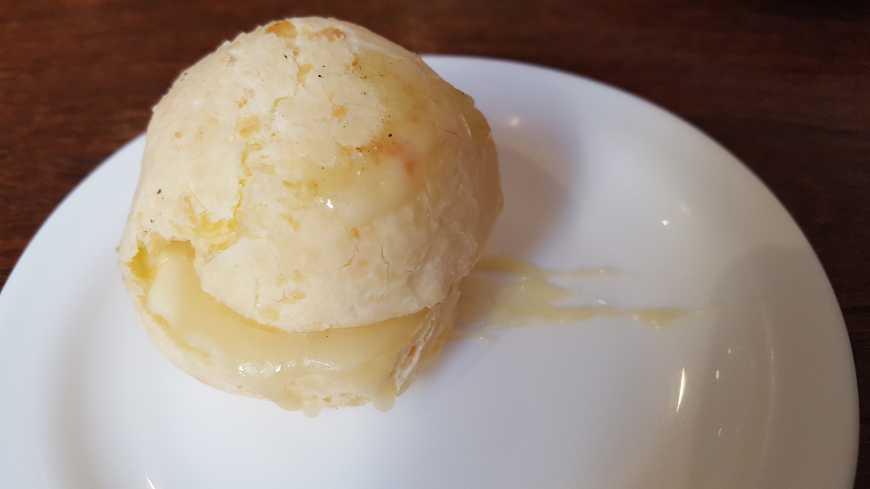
284 215 300 231
338 145 354 159
297 63 312 83
350 227 360 238
403 158 416 176
332 105 348 119
377 141 400 156
267 20 297 39
309 27 346 41
237 116 260 138
286 291 306 302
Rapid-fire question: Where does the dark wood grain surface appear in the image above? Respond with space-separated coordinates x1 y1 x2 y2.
1 0 868 485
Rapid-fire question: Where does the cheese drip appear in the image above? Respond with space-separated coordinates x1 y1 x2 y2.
136 242 454 414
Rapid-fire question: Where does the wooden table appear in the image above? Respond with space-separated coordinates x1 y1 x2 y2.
1 1 868 485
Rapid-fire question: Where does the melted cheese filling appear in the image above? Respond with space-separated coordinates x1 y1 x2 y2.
136 242 441 413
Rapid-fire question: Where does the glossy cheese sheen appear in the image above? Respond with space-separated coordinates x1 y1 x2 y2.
269 50 440 225
143 242 431 411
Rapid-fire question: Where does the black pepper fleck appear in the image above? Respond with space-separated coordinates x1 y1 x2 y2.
317 74 322 78
388 133 393 138
157 188 162 194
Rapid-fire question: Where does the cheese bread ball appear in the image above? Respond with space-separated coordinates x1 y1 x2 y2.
119 17 501 411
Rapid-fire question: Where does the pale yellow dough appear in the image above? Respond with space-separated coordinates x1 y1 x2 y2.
119 17 501 410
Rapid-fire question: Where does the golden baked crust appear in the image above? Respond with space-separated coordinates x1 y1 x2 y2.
119 17 501 332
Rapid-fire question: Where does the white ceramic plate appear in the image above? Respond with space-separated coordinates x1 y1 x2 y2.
0 57 858 488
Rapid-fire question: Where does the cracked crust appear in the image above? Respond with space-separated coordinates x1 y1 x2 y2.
119 17 502 332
